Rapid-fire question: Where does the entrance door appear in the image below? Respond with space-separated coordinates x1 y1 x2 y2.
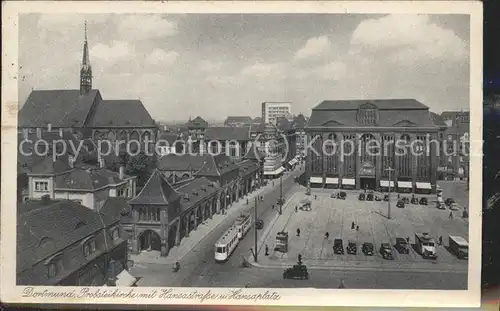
360 178 376 190
139 230 162 251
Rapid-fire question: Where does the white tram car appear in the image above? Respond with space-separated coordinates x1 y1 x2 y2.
214 225 239 262
235 213 252 239
214 213 253 262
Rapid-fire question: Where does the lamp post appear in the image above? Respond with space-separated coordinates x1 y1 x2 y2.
385 167 395 219
279 174 283 215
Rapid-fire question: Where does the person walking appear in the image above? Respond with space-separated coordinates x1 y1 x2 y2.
356 225 359 232
351 221 355 230
406 236 410 243
439 236 443 245
325 232 329 239
449 211 453 219
296 228 301 237
295 205 298 212
265 244 269 256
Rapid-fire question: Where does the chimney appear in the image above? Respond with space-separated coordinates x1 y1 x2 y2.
59 128 63 138
119 166 125 179
36 128 42 139
47 123 52 132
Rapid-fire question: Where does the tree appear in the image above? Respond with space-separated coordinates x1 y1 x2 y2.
125 152 156 186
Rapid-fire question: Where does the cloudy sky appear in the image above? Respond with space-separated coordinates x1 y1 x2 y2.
19 13 470 122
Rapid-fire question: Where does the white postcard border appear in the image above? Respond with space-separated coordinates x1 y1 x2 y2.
1 1 483 307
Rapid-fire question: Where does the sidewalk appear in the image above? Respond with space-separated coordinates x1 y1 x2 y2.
131 169 301 265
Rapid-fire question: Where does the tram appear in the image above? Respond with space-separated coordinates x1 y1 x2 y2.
235 213 252 239
214 225 239 262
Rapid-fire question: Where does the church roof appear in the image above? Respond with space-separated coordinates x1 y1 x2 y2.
157 154 239 177
175 177 219 214
18 89 100 128
308 99 437 128
87 100 155 128
128 170 180 205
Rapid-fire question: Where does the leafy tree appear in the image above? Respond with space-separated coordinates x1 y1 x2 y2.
125 152 156 187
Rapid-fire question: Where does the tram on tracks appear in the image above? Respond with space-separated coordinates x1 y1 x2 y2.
214 213 252 262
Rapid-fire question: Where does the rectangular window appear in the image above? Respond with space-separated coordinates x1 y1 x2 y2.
35 181 49 192
48 263 57 278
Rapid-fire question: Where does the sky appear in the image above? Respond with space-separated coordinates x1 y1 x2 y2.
18 13 470 122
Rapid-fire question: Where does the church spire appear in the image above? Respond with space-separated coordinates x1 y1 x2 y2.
80 21 92 95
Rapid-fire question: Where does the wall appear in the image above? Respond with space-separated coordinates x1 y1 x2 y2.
54 191 92 209
29 176 54 199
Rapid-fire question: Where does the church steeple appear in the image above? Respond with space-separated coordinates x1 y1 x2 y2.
80 21 92 95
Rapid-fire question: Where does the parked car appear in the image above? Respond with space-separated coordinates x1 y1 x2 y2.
330 192 336 198
283 264 309 280
450 203 459 211
402 197 410 204
383 194 389 201
337 192 346 200
366 193 374 201
419 197 428 205
410 197 419 204
333 239 344 254
374 195 382 201
396 200 405 208
358 193 365 201
395 237 410 254
437 201 446 210
362 242 374 255
380 243 394 259
255 219 264 230
346 241 357 255
445 198 455 207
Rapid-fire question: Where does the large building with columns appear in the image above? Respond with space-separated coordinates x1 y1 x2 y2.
305 99 440 193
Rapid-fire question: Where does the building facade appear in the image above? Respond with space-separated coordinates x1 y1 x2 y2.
261 102 292 125
305 99 440 193
441 111 470 181
203 126 252 160
17 199 131 286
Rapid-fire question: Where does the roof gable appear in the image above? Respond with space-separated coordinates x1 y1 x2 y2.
128 170 180 205
393 120 418 127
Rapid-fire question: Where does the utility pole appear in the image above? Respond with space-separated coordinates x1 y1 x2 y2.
254 196 258 262
386 167 395 219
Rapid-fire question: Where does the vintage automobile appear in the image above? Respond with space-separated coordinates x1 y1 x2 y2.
419 197 428 205
380 243 394 260
395 237 410 254
255 219 264 230
346 241 357 255
362 242 374 255
374 195 382 201
283 264 309 280
450 203 459 211
366 193 374 201
396 200 405 208
333 239 344 254
402 197 410 204
358 193 366 201
337 192 346 200
410 197 419 204
383 194 389 201
445 198 455 207
330 192 336 198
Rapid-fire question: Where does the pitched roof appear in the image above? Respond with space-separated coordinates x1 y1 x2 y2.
54 166 133 191
158 132 179 145
128 170 180 205
157 154 239 177
308 99 436 128
293 114 307 128
87 100 155 128
175 177 219 214
237 159 260 177
224 116 253 125
243 147 266 161
253 117 263 123
17 199 118 273
186 116 208 129
204 126 251 141
250 122 266 133
313 99 429 111
30 155 73 175
18 89 100 128
430 112 447 128
100 197 132 223
276 117 294 132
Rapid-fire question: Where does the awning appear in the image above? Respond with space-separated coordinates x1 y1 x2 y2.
416 182 432 190
342 178 355 186
264 166 285 176
310 177 323 184
325 177 339 184
398 181 413 188
116 270 137 287
380 180 395 187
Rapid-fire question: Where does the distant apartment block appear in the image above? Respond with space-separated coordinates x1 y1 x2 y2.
261 102 292 125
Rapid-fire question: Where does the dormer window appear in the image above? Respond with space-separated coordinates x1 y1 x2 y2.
83 238 97 257
357 104 378 125
45 253 63 278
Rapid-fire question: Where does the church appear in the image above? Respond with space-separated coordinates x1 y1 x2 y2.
18 23 157 146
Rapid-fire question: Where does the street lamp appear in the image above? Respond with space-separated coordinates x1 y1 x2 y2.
278 174 283 214
385 167 395 219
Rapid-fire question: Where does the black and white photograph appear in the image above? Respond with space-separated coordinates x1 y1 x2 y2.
1 1 482 307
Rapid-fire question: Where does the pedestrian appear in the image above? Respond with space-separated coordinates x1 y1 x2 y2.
351 221 355 230
295 205 298 212
449 211 453 219
397 194 400 199
298 253 302 264
356 225 359 232
246 198 248 204
406 236 410 243
338 279 345 289
325 232 329 239
296 228 301 237
439 236 443 245
265 244 269 256
272 204 274 210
